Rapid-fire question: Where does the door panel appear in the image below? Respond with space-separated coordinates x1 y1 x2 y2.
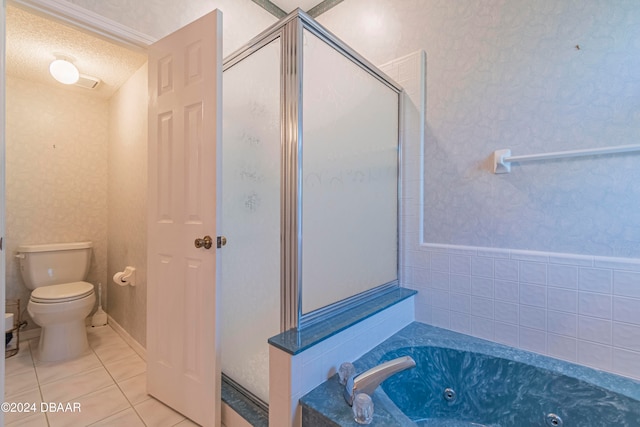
147 10 222 427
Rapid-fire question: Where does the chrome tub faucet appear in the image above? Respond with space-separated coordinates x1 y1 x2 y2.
343 356 416 406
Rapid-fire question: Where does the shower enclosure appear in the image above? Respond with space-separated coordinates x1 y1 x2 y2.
221 9 402 406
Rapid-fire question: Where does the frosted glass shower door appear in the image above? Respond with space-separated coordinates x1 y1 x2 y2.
301 29 399 315
221 39 281 403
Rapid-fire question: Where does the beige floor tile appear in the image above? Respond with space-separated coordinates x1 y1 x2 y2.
40 366 115 403
26 339 40 355
174 417 202 426
88 327 125 348
118 372 151 405
6 411 49 427
5 343 35 378
102 353 146 382
87 326 122 348
88 407 145 426
11 340 33 358
92 339 138 364
2 325 195 427
35 350 102 385
134 397 186 427
5 356 36 378
5 367 39 398
46 384 130 427
3 388 43 425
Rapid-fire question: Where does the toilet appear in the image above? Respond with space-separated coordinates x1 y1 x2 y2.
16 241 96 362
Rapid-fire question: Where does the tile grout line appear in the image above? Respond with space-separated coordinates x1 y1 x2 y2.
7 327 143 427
32 339 51 427
86 326 148 426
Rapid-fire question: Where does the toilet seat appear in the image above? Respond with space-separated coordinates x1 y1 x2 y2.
30 281 94 304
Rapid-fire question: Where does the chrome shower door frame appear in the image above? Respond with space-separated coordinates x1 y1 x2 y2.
223 8 403 333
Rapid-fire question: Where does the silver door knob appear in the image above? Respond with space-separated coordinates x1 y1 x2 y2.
194 235 213 249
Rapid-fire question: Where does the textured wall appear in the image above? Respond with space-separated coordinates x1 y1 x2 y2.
319 0 640 258
5 76 109 330
107 63 148 346
319 1 640 380
65 0 277 57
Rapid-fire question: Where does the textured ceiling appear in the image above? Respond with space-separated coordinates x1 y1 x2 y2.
6 5 147 99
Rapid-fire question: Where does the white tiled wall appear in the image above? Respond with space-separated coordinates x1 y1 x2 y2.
404 245 640 380
269 297 415 427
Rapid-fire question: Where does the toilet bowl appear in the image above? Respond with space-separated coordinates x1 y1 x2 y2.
16 242 96 362
27 281 96 362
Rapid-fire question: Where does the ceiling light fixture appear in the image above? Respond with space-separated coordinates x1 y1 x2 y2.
49 56 80 85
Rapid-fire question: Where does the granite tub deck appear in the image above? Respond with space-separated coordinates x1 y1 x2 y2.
300 322 640 427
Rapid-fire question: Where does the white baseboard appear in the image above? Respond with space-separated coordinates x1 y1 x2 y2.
106 315 147 361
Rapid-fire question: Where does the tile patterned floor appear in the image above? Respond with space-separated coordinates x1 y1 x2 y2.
5 325 200 426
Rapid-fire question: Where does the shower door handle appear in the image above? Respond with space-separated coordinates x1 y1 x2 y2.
194 235 213 250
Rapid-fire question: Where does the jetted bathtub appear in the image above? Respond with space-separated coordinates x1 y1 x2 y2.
300 322 640 426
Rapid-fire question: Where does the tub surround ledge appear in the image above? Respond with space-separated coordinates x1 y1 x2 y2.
268 288 417 355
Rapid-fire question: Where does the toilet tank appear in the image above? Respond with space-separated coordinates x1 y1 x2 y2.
16 242 92 290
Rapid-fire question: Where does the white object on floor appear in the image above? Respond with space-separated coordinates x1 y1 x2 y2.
92 283 108 327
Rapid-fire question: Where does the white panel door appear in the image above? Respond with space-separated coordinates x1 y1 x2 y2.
147 10 222 427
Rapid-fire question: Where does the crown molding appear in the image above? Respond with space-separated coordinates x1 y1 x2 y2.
9 0 156 51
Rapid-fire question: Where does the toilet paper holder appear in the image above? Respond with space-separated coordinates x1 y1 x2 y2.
113 266 136 287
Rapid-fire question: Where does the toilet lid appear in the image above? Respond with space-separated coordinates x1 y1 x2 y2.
30 281 94 303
